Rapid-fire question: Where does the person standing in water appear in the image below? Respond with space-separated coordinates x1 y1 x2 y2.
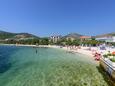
36 49 37 54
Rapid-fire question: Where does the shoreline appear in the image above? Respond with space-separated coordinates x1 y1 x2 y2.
1 44 115 63
0 44 101 57
0 43 98 63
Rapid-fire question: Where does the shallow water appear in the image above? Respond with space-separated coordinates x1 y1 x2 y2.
0 45 111 86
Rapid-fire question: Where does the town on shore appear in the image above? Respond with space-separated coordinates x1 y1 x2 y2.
0 30 115 46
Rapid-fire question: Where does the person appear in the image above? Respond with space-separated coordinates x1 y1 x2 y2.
36 49 37 54
108 51 111 54
94 53 101 61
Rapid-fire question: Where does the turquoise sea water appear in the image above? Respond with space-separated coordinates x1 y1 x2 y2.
0 45 111 86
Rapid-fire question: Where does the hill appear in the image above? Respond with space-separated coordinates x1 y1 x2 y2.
0 30 39 40
96 32 115 38
0 30 16 39
64 33 82 39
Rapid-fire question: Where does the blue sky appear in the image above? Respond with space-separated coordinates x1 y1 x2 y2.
0 0 115 37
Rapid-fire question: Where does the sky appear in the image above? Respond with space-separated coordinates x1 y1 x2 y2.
0 0 115 37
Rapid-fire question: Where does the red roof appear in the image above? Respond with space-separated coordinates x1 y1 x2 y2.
80 36 91 39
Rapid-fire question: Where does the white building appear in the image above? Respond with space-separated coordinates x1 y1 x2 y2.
50 35 61 43
96 36 115 42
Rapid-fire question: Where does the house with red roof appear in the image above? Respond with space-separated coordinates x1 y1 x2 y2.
80 36 91 41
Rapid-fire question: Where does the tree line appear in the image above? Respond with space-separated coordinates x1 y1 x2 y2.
0 37 114 46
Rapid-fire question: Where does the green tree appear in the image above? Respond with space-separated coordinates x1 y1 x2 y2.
40 38 49 45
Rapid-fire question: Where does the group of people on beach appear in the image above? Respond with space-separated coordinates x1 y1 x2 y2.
66 45 81 51
66 45 104 61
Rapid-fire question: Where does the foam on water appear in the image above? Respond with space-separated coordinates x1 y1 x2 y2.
0 46 111 86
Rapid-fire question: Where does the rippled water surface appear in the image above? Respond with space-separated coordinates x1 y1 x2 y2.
0 45 111 86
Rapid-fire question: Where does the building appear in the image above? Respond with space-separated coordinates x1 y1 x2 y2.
96 36 115 42
50 35 61 43
66 37 75 41
80 36 91 41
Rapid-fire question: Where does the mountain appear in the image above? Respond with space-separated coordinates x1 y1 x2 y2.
14 33 38 39
0 30 39 40
64 33 82 39
0 30 16 39
0 30 115 40
96 32 115 38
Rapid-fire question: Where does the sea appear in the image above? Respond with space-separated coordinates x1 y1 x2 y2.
0 45 112 86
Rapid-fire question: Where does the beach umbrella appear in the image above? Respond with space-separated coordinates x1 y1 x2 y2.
112 51 115 55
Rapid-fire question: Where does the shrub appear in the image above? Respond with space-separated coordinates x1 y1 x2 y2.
110 58 115 62
103 54 108 58
107 53 112 56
